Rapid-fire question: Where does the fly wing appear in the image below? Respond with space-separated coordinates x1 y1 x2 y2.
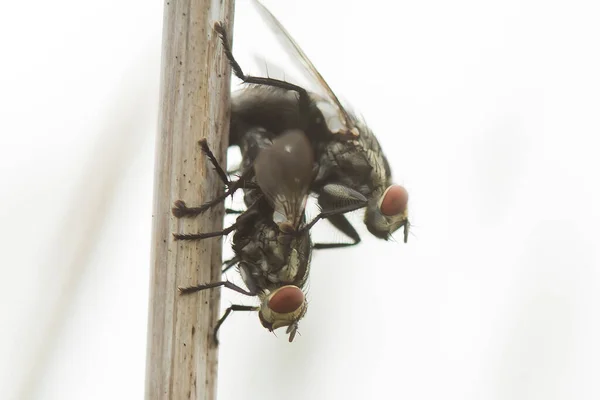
253 129 314 230
250 0 355 134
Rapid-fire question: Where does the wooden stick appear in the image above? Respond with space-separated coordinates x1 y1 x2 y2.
145 1 234 399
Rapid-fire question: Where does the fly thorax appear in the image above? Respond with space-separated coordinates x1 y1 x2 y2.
240 239 260 256
264 240 286 268
258 285 307 342
366 148 389 189
321 141 373 187
264 229 277 241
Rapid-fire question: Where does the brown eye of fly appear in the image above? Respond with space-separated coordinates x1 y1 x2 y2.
380 185 409 216
268 286 304 314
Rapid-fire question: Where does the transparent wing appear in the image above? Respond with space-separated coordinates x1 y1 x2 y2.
250 0 355 132
253 129 314 230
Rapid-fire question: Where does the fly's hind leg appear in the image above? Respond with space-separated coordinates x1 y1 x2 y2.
214 22 312 126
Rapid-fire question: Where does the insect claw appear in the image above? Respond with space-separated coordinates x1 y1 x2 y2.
172 200 188 218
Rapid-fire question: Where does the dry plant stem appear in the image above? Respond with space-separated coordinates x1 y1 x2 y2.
145 1 234 399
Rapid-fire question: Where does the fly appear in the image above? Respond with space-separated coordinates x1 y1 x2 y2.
173 129 315 343
227 0 410 247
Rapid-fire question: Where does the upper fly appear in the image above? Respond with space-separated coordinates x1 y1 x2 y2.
226 0 410 249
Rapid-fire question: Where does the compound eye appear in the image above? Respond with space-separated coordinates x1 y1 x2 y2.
380 185 409 216
268 286 304 314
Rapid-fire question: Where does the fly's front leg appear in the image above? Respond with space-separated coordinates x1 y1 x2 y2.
213 305 259 345
310 184 367 248
300 184 367 245
312 213 361 250
179 280 258 346
301 201 365 235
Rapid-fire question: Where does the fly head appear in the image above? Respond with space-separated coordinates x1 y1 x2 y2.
365 184 410 242
258 285 307 342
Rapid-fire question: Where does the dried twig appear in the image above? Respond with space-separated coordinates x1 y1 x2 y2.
145 1 235 399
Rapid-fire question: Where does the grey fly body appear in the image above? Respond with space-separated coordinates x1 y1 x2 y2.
173 130 315 343
227 0 410 247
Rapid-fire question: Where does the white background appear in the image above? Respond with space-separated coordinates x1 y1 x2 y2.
1 0 599 399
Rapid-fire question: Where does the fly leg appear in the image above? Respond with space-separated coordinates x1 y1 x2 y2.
198 138 229 184
310 185 366 249
179 280 256 296
173 222 238 241
300 184 368 247
172 139 256 218
212 305 259 345
312 213 361 249
175 194 262 241
300 201 365 236
179 281 258 345
214 22 311 124
222 256 240 273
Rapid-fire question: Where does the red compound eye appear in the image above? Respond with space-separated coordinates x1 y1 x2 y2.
268 286 304 314
380 185 409 216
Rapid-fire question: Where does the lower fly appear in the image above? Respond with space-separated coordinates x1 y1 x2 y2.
172 129 314 343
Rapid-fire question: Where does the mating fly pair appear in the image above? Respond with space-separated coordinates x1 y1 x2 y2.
173 0 410 343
